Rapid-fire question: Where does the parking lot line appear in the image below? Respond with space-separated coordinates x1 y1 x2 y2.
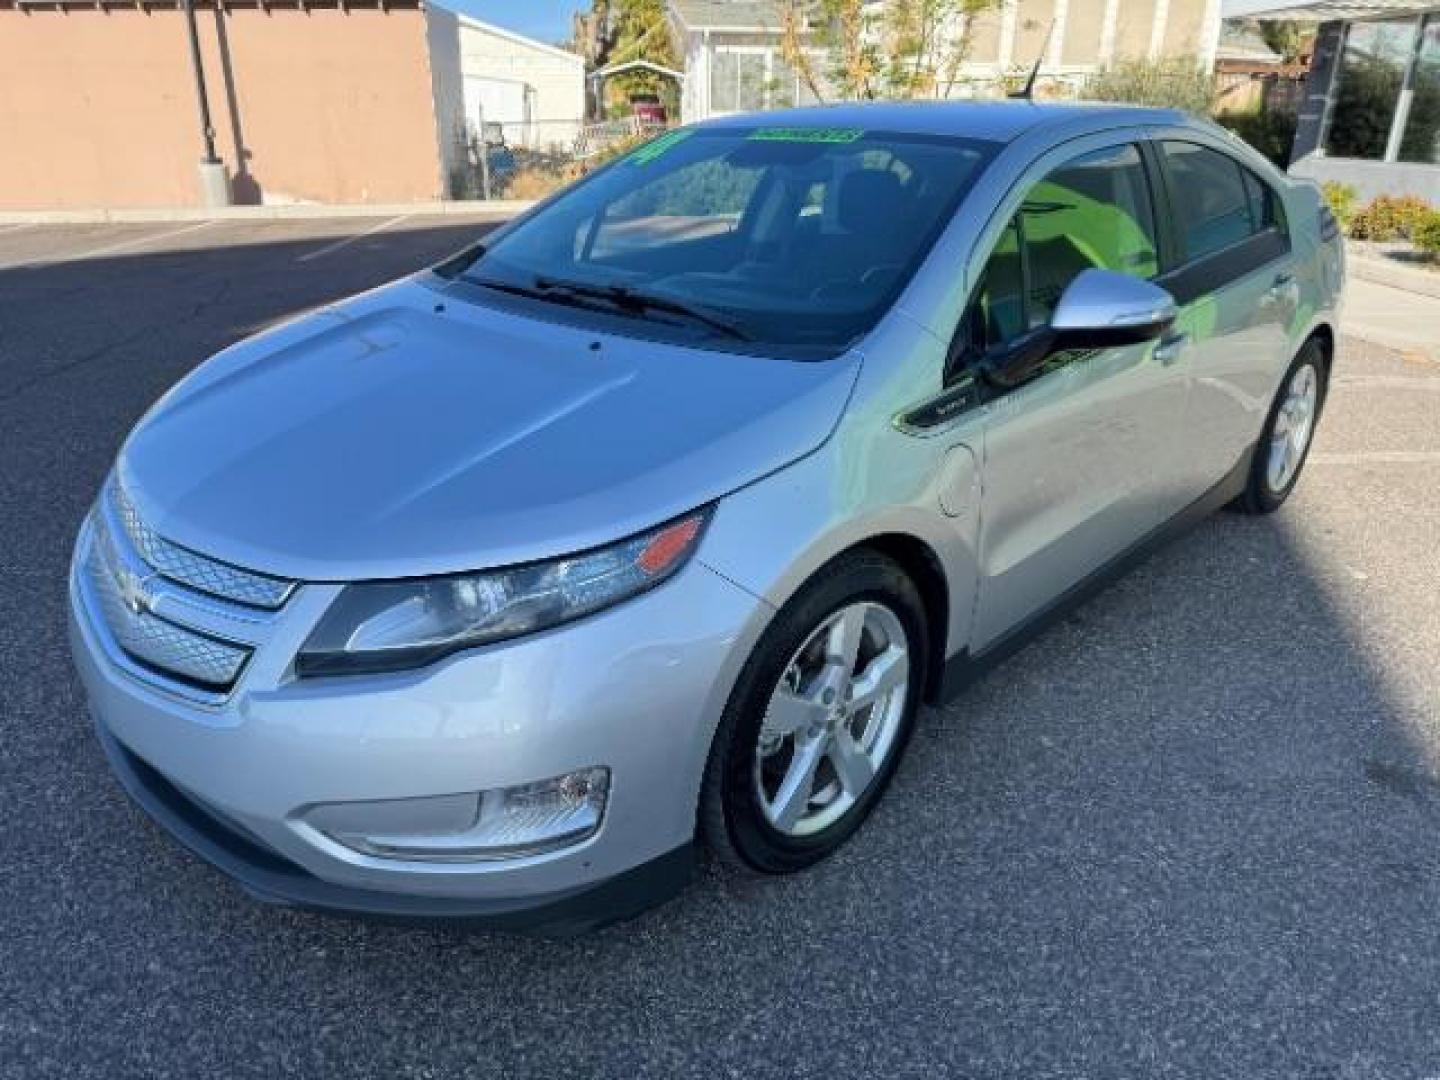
1309 450 1440 465
1334 375 1440 392
0 220 217 271
295 214 413 263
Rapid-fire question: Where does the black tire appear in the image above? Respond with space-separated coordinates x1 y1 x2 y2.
1233 337 1328 515
698 549 929 874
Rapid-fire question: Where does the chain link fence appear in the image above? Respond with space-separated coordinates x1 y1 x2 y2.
448 116 669 201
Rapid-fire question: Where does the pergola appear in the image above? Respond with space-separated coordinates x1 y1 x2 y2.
1224 0 1435 19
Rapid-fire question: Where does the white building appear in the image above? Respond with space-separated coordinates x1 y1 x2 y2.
668 0 818 123
427 7 585 176
667 0 1225 123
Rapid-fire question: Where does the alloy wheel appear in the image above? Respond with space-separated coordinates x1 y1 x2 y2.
1267 362 1319 493
753 602 911 837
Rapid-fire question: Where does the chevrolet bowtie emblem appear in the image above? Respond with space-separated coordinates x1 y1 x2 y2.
115 562 157 616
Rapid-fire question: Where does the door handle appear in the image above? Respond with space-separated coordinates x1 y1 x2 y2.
1153 331 1188 366
1269 272 1296 297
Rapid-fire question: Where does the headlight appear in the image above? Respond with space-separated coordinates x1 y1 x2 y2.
295 508 711 677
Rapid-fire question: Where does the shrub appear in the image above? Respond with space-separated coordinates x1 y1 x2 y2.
1349 194 1435 241
1084 56 1218 116
506 168 574 200
1414 210 1440 257
585 132 650 169
1321 181 1359 230
1218 108 1298 167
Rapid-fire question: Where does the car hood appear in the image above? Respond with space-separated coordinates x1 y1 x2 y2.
118 279 861 581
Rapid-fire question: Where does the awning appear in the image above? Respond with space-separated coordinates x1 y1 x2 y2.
1223 0 1437 20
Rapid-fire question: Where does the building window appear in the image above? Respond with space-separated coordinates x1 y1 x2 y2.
1325 18 1419 160
708 47 824 115
1399 18 1440 164
710 49 769 113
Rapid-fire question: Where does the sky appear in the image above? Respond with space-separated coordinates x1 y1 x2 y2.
445 0 583 47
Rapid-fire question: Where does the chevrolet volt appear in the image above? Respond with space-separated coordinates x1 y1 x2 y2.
70 103 1344 931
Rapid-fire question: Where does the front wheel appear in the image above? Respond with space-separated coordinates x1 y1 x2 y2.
1234 339 1326 515
699 551 928 873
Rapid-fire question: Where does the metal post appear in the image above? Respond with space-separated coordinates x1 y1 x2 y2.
1385 13 1431 164
183 0 231 206
183 0 220 164
477 103 491 201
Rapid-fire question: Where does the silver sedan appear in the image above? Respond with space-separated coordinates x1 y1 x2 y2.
69 102 1344 931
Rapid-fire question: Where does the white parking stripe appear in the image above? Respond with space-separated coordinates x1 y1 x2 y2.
0 220 217 271
1309 451 1440 465
1334 375 1440 392
295 214 412 263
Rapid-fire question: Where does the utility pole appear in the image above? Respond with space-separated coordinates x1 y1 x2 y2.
183 0 231 207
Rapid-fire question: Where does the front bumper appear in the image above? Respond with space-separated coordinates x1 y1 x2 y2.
93 716 694 933
70 521 769 931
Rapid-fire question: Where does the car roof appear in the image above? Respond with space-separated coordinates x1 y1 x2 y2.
695 100 1190 144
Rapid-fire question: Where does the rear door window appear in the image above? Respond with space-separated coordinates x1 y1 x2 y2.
1160 141 1284 262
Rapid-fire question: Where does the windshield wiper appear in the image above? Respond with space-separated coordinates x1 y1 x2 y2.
533 276 752 341
468 276 614 313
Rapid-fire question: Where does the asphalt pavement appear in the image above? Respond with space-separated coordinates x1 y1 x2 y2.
3 217 1440 1078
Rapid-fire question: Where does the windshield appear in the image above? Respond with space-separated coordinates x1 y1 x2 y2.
445 126 998 354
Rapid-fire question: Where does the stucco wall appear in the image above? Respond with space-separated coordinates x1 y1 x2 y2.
457 17 584 147
1291 156 1440 203
0 5 443 209
963 0 1218 70
426 6 466 197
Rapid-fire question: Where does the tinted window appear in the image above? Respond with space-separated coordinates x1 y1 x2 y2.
455 128 997 353
1161 141 1277 262
973 216 1024 346
970 144 1158 348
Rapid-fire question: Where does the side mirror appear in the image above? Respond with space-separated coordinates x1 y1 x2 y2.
1050 268 1177 349
971 269 1179 392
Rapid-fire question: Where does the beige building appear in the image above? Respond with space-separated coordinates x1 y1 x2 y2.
0 0 584 210
670 0 1225 121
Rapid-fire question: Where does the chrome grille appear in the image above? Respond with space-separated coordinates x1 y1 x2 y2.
109 479 294 610
77 479 300 700
84 538 249 688
84 513 251 691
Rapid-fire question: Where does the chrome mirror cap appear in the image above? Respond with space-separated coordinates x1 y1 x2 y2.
1050 268 1177 342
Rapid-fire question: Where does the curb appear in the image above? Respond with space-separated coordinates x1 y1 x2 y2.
0 201 536 225
1347 249 1440 301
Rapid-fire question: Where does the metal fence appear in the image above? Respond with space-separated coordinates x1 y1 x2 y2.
447 115 668 201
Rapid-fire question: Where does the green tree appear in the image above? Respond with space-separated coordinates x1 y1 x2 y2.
779 0 1005 102
1258 20 1307 64
602 0 680 116
1085 56 1218 115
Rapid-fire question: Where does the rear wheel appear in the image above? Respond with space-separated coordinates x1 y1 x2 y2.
1234 339 1326 515
699 551 928 873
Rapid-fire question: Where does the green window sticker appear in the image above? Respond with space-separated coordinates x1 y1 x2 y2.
747 127 865 144
627 129 693 166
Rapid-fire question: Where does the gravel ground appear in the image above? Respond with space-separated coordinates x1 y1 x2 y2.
2 218 1439 1079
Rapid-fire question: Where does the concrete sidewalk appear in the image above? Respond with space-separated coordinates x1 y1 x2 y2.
1342 276 1440 361
0 200 536 225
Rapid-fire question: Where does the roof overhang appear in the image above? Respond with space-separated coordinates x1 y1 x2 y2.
1223 0 1437 19
591 59 686 82
3 0 420 9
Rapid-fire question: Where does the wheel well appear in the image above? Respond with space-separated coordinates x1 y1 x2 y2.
857 533 950 705
1308 324 1335 379
1303 324 1336 412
